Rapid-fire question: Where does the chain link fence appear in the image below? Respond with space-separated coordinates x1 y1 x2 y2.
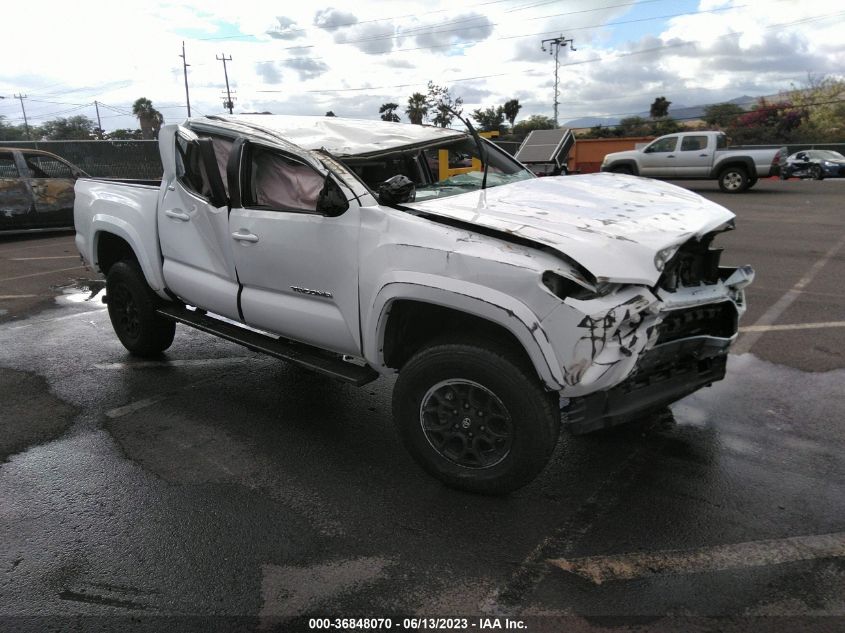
0 140 162 179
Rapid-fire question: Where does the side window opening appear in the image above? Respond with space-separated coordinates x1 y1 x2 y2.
716 135 727 150
0 153 18 178
175 135 212 199
680 136 708 152
24 154 73 178
246 146 324 213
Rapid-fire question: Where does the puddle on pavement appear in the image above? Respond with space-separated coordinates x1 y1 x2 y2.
52 278 106 306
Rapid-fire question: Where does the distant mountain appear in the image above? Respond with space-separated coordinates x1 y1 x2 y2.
562 95 760 129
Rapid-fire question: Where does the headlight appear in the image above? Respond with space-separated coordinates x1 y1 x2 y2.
654 245 680 272
823 161 835 167
542 271 619 301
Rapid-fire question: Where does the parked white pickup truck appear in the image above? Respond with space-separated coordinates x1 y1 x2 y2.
600 131 785 192
75 115 754 494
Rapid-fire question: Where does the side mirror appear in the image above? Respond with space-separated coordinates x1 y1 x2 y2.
377 175 416 206
316 176 349 216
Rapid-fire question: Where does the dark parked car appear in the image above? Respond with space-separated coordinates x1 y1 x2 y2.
0 148 88 232
780 149 845 180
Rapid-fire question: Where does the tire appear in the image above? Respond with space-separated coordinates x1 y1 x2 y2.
106 260 175 357
718 166 749 193
746 177 758 190
392 338 560 495
810 165 824 181
611 165 633 175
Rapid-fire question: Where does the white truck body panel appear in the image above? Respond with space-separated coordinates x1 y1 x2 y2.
75 115 752 400
407 174 734 286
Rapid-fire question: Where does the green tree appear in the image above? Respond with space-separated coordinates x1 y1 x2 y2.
379 103 400 122
649 96 671 118
471 106 505 132
0 115 28 141
39 115 96 140
703 103 744 128
788 75 845 142
132 98 164 139
405 92 428 125
727 98 806 144
106 128 143 140
511 114 555 138
502 99 522 128
426 82 462 128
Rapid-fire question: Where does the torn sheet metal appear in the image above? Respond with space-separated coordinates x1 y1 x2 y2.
407 174 736 286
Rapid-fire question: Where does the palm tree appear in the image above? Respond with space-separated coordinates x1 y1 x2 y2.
132 97 164 139
405 93 428 125
503 99 522 128
379 103 400 122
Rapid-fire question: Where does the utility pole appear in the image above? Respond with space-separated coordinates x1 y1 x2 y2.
216 53 234 114
14 93 30 139
540 36 575 127
180 41 192 117
94 100 103 136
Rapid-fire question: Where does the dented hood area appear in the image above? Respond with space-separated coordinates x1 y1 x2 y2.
407 173 735 286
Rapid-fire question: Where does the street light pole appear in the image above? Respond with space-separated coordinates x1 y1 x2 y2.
540 36 575 127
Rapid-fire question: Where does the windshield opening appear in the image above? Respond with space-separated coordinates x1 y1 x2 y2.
340 136 533 203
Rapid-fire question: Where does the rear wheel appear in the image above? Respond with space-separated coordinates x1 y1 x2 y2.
393 338 560 495
718 166 749 193
106 260 175 357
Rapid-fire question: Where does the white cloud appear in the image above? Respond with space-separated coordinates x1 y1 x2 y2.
0 0 842 131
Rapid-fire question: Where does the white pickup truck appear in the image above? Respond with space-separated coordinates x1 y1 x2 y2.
75 115 754 494
600 131 785 192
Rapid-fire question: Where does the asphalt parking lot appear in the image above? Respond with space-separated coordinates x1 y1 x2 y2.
1 178 844 632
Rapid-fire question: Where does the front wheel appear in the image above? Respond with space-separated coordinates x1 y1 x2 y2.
392 339 560 495
106 260 176 357
810 165 824 181
611 165 633 175
718 167 749 193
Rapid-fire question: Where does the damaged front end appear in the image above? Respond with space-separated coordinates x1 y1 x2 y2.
541 229 754 434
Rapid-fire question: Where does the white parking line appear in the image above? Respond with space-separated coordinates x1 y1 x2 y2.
9 255 81 261
0 294 39 299
739 321 845 333
0 265 86 283
733 233 845 354
95 357 263 370
549 531 845 585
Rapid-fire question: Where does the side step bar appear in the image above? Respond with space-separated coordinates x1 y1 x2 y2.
157 305 379 386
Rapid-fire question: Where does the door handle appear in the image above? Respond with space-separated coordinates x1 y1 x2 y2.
699 154 709 157
232 231 259 243
164 209 190 221
667 155 675 158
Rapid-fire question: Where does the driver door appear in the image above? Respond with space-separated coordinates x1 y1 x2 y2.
158 125 240 319
639 136 679 177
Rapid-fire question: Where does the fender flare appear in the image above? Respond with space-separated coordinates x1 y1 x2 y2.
364 273 565 390
92 215 167 298
602 159 640 176
711 156 755 179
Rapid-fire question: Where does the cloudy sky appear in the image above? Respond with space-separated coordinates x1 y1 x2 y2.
1 0 843 131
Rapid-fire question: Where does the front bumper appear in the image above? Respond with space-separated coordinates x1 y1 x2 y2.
540 265 753 430
563 336 730 434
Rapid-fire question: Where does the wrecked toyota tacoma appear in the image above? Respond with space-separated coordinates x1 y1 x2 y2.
74 115 753 494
